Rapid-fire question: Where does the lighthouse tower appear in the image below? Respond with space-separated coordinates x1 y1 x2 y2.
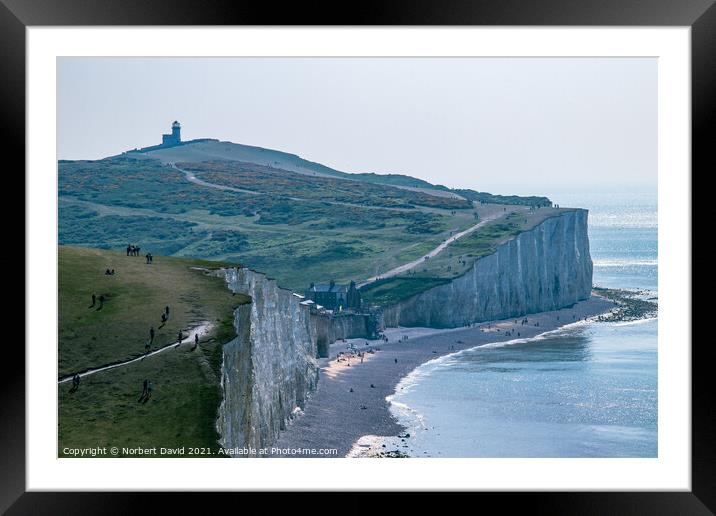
161 120 182 147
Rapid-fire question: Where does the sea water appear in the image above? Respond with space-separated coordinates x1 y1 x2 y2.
383 191 657 458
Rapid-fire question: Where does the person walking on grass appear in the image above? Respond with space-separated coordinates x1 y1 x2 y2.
97 295 105 310
138 379 148 403
146 381 154 401
165 306 170 318
149 326 155 344
89 294 96 308
176 331 183 348
71 373 80 392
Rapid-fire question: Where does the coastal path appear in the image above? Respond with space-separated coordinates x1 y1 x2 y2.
356 212 504 288
170 163 448 213
58 322 212 384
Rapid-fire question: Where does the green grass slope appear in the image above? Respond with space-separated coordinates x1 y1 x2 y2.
59 140 552 294
58 157 480 291
58 246 249 457
361 208 572 306
134 139 551 206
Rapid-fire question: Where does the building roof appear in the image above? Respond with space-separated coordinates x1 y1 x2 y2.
308 283 349 293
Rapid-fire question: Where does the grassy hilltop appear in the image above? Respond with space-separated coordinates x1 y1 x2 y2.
59 139 551 292
58 246 249 456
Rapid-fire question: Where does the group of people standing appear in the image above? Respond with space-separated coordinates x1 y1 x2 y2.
126 243 154 264
126 244 141 256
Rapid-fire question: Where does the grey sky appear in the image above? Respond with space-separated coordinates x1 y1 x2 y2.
58 57 656 196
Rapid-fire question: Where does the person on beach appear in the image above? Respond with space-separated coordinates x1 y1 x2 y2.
145 253 151 264
165 306 170 317
97 295 105 310
176 331 183 347
394 358 398 364
149 326 155 344
127 244 132 256
160 313 167 324
193 333 199 350
89 293 96 308
146 381 153 400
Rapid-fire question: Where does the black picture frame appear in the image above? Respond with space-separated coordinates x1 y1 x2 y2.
5 0 711 511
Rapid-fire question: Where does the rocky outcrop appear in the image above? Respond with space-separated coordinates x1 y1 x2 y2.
381 210 593 328
216 268 319 455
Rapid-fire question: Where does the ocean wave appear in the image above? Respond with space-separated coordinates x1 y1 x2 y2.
392 319 598 388
608 317 658 327
382 320 602 443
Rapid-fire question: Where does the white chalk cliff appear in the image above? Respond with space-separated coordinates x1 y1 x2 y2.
381 210 593 328
216 268 318 454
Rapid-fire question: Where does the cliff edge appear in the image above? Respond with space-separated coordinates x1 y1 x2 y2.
381 209 593 328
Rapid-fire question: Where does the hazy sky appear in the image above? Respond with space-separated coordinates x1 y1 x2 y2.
58 57 656 196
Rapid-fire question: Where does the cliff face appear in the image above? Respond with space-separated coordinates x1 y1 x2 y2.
381 210 593 328
311 313 376 357
216 268 318 454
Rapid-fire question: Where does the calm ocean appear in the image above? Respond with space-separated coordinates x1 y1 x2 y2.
385 191 658 458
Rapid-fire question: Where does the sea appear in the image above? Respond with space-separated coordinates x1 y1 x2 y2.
379 191 658 458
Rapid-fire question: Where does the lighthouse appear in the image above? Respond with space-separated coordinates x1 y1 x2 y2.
161 120 182 147
171 120 181 141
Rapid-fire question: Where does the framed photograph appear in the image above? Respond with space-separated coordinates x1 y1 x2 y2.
8 0 711 511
